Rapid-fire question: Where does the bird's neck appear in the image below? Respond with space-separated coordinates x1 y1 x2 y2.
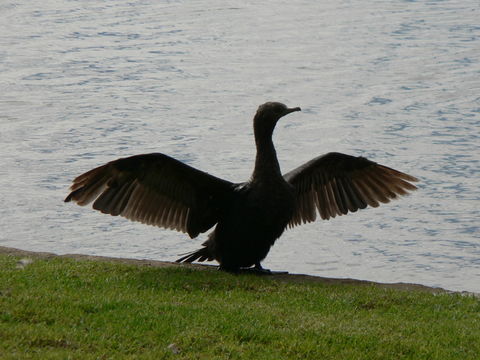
251 132 282 181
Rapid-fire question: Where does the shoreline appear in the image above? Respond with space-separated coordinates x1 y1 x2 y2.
1 245 474 296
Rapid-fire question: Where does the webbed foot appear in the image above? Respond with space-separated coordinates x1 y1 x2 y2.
218 263 288 275
249 263 288 275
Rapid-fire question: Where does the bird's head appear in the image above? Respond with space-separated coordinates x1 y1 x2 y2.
253 102 301 138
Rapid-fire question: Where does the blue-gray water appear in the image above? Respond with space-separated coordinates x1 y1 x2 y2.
1 0 479 292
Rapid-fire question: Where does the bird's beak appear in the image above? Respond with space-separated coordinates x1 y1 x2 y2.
284 107 302 115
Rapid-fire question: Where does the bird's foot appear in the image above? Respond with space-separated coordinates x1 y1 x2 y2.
218 263 288 275
248 263 289 275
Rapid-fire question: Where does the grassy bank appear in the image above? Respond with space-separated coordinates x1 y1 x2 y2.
0 253 479 359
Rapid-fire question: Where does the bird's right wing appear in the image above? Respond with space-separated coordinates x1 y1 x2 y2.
65 153 234 238
283 152 418 227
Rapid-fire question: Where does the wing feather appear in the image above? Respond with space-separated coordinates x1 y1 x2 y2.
284 152 418 227
65 153 234 238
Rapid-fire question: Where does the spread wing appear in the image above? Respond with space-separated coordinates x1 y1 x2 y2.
283 152 419 227
65 153 234 238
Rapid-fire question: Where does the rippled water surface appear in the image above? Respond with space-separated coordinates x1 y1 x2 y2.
1 0 479 292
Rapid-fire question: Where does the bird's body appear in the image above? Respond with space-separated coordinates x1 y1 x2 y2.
183 176 295 270
65 102 418 272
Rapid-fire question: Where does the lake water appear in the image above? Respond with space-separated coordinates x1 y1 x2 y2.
1 0 479 293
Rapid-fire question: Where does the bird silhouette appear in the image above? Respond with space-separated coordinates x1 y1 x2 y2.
65 102 418 273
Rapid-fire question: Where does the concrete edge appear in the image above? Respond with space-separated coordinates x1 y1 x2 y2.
1 245 477 297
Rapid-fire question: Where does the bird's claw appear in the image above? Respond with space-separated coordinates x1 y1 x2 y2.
218 264 288 275
249 263 288 275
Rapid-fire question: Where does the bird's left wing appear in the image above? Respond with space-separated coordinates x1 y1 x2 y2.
283 152 418 227
65 153 234 238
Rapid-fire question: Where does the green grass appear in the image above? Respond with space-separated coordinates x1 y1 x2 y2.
0 254 479 359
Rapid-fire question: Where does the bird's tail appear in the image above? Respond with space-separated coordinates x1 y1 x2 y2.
176 247 214 263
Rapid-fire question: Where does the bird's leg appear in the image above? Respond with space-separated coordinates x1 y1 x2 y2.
253 262 271 274
251 262 288 275
218 264 267 274
218 263 288 275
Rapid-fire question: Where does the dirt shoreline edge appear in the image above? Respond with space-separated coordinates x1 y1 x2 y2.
1 245 474 296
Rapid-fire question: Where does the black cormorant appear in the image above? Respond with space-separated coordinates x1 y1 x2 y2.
65 102 418 272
